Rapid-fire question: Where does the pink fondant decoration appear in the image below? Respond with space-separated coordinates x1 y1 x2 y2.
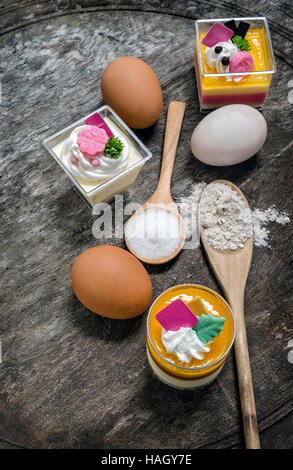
202 22 234 47
229 51 254 73
77 126 109 157
155 299 198 331
85 113 114 138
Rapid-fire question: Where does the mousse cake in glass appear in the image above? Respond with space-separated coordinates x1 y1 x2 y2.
195 17 276 111
147 284 235 389
43 106 152 208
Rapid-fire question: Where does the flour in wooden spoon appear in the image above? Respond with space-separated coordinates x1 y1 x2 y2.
199 183 253 251
177 182 290 250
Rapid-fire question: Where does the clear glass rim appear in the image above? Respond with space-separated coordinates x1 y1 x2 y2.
147 283 236 371
195 16 276 77
42 105 152 197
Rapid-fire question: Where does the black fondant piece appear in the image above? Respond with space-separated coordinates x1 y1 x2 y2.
215 46 222 53
221 56 230 65
224 19 237 34
235 21 250 38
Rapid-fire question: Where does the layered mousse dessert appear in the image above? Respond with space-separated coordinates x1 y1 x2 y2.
43 106 152 207
195 17 276 111
147 284 235 389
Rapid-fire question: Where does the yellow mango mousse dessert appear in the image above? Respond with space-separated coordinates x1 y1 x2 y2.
195 18 275 110
147 285 235 388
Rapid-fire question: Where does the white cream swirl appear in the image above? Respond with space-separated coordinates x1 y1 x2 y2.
162 327 210 363
205 40 238 73
61 125 129 181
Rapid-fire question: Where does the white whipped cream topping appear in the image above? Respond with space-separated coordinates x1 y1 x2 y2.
205 40 238 73
61 125 129 181
162 327 210 363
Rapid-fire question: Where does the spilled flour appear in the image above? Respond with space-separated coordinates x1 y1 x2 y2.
177 182 290 250
252 207 290 247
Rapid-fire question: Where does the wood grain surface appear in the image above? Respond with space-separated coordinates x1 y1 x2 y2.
0 0 292 449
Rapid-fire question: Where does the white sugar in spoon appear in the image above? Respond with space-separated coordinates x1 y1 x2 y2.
124 101 186 264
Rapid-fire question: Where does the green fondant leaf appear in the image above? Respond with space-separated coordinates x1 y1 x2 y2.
192 314 225 343
104 136 124 159
232 35 251 51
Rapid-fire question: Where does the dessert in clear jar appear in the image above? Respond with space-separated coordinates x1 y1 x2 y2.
43 106 152 208
195 17 276 111
147 284 235 389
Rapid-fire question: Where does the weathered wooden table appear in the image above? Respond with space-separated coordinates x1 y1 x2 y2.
0 0 292 449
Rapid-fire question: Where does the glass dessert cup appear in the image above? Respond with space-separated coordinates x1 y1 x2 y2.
195 17 276 112
43 105 152 208
147 284 235 389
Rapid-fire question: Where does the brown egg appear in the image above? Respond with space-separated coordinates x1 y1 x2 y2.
101 56 163 129
72 245 153 319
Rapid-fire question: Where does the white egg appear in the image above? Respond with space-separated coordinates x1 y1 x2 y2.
191 104 267 166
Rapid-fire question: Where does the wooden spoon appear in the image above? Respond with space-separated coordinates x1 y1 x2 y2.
199 179 260 449
124 101 186 264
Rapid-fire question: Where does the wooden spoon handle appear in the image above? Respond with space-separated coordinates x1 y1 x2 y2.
155 101 186 200
229 295 260 449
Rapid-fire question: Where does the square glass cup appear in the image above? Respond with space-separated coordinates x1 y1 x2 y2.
43 105 152 208
195 17 276 112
